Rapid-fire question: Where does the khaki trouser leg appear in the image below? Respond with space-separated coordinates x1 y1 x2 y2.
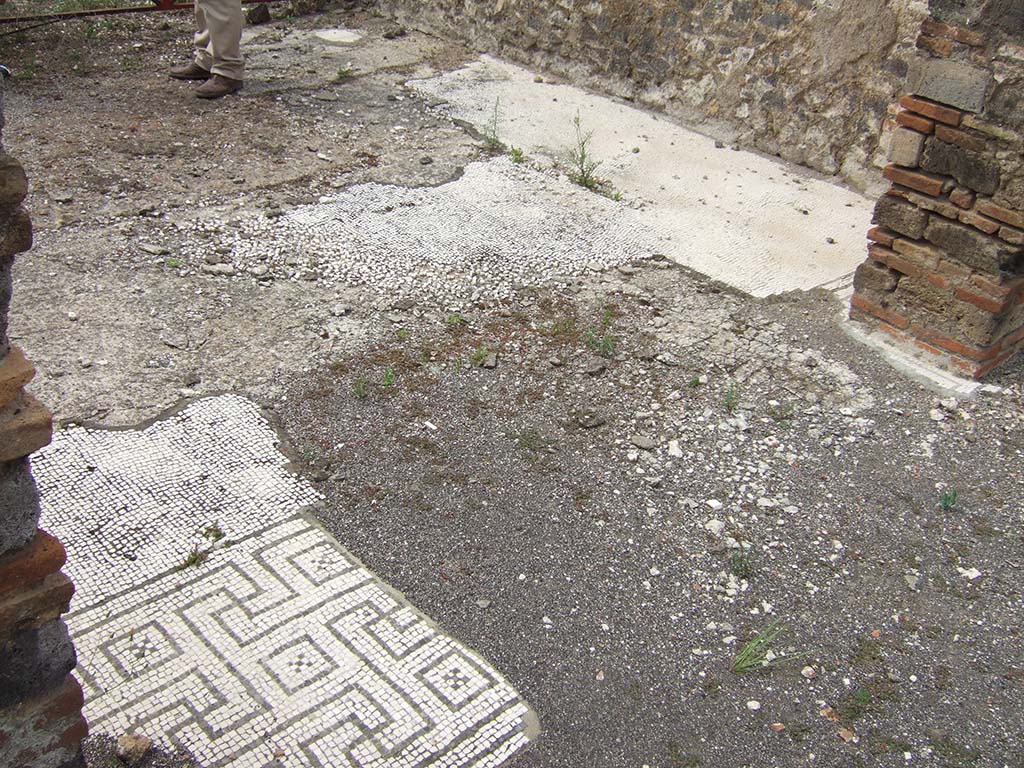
193 0 244 80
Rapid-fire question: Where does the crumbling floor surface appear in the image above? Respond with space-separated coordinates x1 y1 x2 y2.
3 6 1024 768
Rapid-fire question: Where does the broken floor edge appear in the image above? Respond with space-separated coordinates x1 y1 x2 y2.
296 504 544 747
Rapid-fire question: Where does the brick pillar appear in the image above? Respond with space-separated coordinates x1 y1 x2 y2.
850 5 1024 379
0 79 87 768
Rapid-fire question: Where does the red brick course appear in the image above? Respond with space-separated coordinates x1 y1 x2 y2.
0 573 74 641
0 392 52 462
899 95 962 126
895 110 935 134
883 166 946 196
935 124 987 153
850 293 910 330
0 347 35 409
954 286 1012 315
867 226 896 247
0 531 67 599
919 18 985 46
976 199 1024 229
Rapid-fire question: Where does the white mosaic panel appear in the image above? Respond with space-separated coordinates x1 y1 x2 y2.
203 158 661 305
34 395 533 768
34 395 321 607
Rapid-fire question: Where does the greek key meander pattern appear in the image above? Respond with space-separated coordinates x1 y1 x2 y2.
34 395 533 768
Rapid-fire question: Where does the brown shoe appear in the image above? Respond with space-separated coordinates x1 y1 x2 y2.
195 74 243 99
169 61 211 80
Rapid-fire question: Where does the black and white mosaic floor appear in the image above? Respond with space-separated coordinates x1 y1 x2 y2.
34 395 534 768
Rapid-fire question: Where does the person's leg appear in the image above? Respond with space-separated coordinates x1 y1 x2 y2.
169 2 213 79
198 0 244 81
192 2 214 73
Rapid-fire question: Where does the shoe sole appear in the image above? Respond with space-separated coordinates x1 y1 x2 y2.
195 85 243 99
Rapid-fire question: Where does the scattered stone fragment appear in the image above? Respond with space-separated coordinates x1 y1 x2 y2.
630 434 657 450
245 2 271 24
801 665 817 679
475 598 491 609
746 700 761 712
482 352 498 369
583 358 606 376
704 519 726 536
575 410 607 429
139 242 170 256
116 734 152 766
201 263 235 276
769 723 785 733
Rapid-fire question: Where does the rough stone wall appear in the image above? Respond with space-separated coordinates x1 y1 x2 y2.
0 79 87 768
373 0 928 190
850 1 1024 378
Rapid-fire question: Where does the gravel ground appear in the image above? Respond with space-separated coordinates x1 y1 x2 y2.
84 734 202 768
276 264 1024 768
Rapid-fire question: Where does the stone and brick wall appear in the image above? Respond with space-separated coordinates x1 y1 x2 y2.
851 3 1024 378
374 0 927 191
0 80 87 768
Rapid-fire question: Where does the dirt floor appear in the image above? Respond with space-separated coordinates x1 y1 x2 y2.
3 4 1023 767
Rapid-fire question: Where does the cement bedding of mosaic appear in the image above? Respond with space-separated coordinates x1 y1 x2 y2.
34 395 533 768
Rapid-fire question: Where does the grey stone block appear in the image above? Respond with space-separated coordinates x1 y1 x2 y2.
0 458 41 558
925 217 1022 275
921 139 1000 195
906 57 991 113
0 619 76 708
888 127 925 167
874 195 929 240
854 260 899 294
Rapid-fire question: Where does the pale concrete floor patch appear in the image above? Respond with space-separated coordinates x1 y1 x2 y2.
35 395 535 768
314 28 365 45
410 56 875 297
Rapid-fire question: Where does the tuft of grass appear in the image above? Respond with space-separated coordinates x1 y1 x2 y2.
767 402 794 425
396 328 411 341
482 97 504 151
729 619 803 674
381 367 396 388
728 550 753 580
584 327 615 358
688 375 702 389
470 345 489 366
724 382 741 413
335 63 355 81
939 488 958 512
203 523 224 542
352 377 369 399
509 146 525 164
180 544 208 570
567 112 602 190
166 257 182 269
445 312 466 328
